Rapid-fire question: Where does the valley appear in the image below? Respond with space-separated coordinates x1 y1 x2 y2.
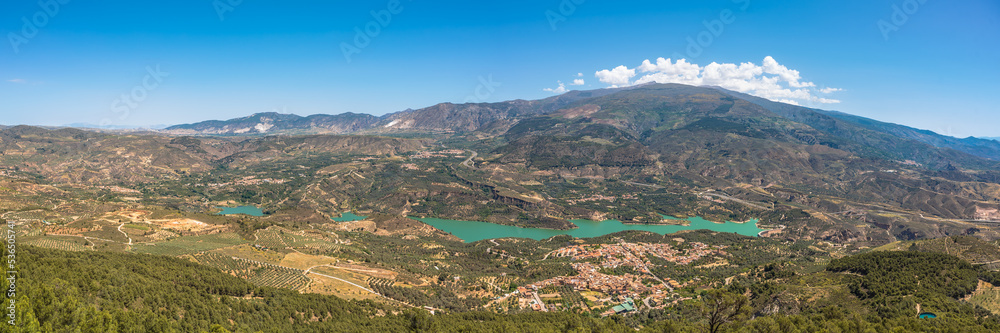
4 84 1000 331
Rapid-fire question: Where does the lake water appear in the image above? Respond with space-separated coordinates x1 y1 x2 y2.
413 215 765 243
332 212 368 222
216 206 265 217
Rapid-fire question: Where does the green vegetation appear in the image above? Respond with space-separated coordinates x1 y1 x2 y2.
827 251 984 317
9 245 1000 332
1 246 638 332
7 83 1000 330
193 252 310 290
131 233 247 256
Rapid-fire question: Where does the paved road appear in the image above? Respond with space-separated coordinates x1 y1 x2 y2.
461 150 478 168
618 240 673 293
620 180 664 189
532 292 548 312
959 219 1000 224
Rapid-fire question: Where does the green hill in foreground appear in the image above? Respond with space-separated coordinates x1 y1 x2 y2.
874 236 1000 267
5 245 1000 332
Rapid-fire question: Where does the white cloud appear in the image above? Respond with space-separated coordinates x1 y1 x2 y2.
577 73 584 77
761 56 814 88
571 79 585 85
7 79 25 84
595 66 636 87
593 56 843 105
543 81 567 94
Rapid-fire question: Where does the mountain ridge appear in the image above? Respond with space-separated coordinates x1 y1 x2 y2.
6 84 1000 242
101 84 1000 168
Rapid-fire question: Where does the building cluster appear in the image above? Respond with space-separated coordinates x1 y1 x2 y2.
95 185 142 194
975 207 1000 221
610 297 636 315
566 195 617 204
511 262 674 314
232 176 287 186
0 170 28 179
410 149 466 159
550 242 727 268
524 263 664 297
202 176 287 188
493 242 730 314
565 193 638 205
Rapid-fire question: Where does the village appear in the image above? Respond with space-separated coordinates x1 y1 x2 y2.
494 241 727 315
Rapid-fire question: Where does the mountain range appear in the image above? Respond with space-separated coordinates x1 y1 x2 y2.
164 84 1000 167
6 83 1000 241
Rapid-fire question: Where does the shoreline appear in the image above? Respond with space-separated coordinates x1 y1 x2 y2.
620 221 691 226
410 216 578 231
415 215 760 229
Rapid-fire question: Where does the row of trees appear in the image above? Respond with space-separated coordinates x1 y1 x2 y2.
6 242 1000 331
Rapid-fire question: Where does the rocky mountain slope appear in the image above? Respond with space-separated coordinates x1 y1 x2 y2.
165 112 380 135
162 84 1000 168
6 84 1000 242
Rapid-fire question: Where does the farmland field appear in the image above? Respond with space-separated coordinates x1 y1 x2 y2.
192 252 309 290
305 266 379 300
82 225 130 242
22 236 92 252
280 232 338 251
253 228 290 251
211 244 286 265
279 252 338 270
132 233 247 256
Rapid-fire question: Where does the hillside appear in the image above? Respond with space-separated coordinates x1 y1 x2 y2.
486 84 1000 239
875 236 1000 267
5 84 1000 241
8 82 1000 330
165 112 381 135
9 236 1000 332
0 127 428 184
161 84 1000 171
5 246 638 332
716 88 1000 167
818 111 1000 161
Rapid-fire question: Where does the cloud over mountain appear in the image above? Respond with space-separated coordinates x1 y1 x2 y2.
594 56 841 105
544 81 568 93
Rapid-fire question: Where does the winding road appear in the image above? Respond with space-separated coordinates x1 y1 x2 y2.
117 223 133 247
620 180 664 189
304 265 379 295
461 150 478 168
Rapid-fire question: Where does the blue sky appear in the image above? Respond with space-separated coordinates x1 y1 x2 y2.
0 0 998 137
